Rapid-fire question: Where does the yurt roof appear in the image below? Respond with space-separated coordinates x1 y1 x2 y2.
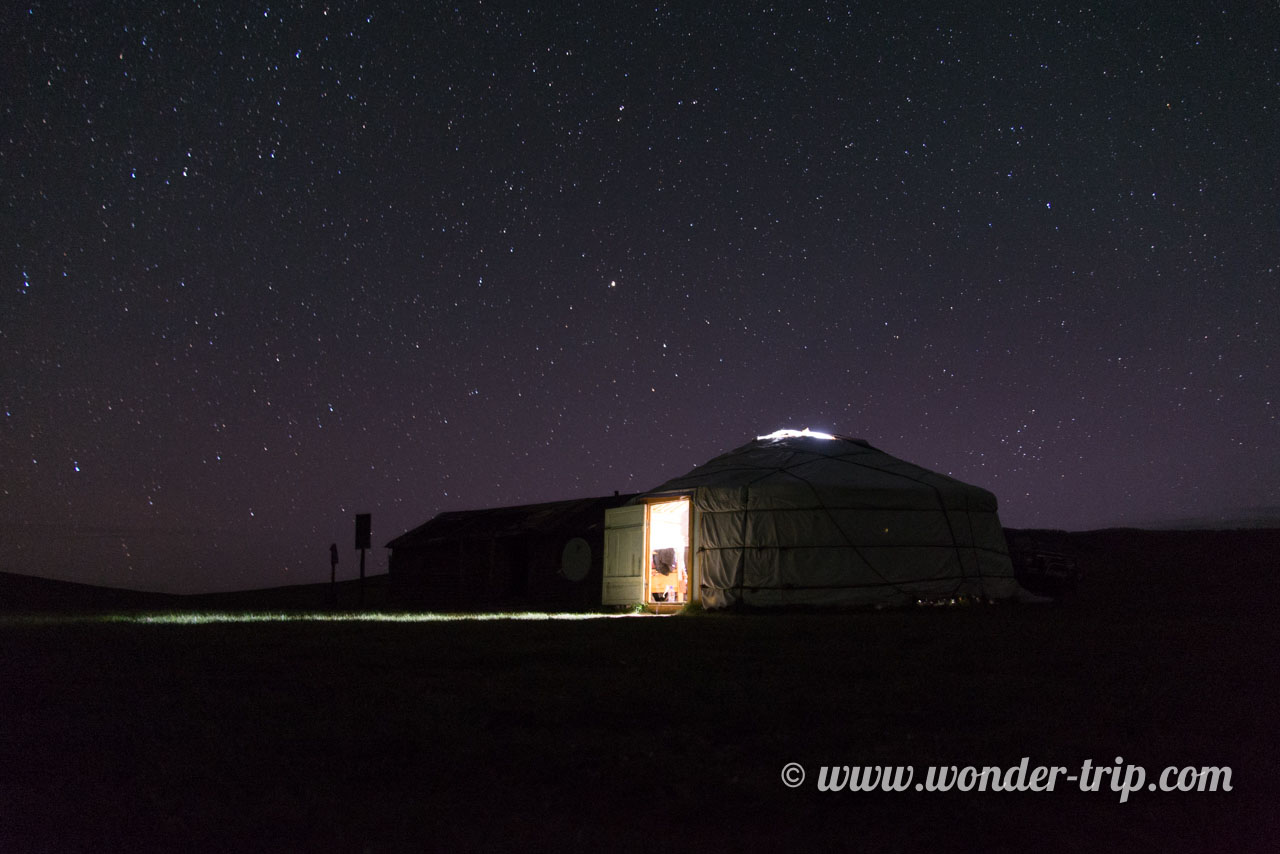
640 428 997 509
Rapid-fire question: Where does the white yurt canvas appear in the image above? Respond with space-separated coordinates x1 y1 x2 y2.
604 429 1019 609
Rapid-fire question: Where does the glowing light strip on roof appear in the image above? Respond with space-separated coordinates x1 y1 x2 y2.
757 428 837 441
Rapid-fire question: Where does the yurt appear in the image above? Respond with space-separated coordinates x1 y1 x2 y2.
602 429 1019 609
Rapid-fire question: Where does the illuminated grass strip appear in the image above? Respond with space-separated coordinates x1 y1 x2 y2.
128 611 640 624
1 611 651 626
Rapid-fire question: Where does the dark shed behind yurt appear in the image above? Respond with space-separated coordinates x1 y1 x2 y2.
387 494 637 610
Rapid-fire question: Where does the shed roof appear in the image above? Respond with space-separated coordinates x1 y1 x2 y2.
386 494 638 550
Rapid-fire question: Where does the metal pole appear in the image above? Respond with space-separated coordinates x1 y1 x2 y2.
329 543 338 609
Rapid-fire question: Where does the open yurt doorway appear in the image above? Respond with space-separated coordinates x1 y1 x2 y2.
645 497 690 607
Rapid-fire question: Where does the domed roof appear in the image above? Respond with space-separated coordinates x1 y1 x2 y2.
642 429 997 511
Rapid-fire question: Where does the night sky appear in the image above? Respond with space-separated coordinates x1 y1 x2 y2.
3 3 1276 593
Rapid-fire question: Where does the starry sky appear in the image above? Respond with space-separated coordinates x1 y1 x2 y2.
3 2 1277 593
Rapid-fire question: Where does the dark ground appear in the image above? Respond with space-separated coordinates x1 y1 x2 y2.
1 529 1277 852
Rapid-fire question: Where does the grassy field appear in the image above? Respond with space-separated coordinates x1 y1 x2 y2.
1 530 1277 852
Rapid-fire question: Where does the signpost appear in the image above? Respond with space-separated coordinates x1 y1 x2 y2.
329 542 339 607
354 513 371 608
